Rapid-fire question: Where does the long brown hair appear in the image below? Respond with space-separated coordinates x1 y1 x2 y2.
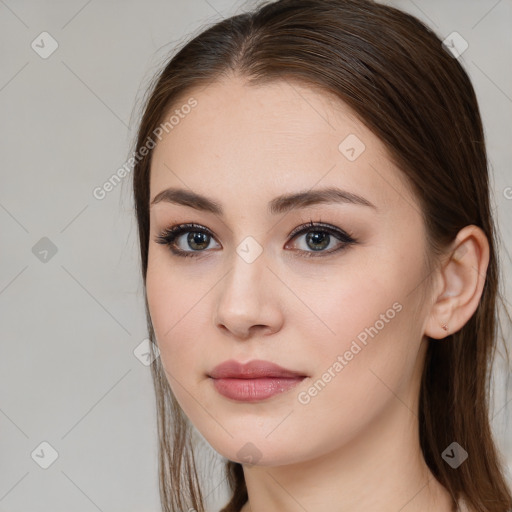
131 1 512 511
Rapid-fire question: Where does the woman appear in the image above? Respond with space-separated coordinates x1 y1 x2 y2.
131 0 512 510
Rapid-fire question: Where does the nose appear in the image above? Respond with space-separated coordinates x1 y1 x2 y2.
213 249 284 340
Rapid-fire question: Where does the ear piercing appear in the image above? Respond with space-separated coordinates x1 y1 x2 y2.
441 324 448 332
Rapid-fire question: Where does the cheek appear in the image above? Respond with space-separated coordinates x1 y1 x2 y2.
306 282 406 390
145 255 201 374
291 280 417 454
301 257 402 350
299 249 422 392
146 270 205 422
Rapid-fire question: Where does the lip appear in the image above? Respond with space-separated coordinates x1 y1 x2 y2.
208 359 307 379
208 359 307 402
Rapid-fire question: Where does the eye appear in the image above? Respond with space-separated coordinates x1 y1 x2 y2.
154 220 356 258
154 223 220 258
285 220 356 258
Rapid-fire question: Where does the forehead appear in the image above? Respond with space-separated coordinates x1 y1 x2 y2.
149 76 414 213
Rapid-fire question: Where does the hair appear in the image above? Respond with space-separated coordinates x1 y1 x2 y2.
131 1 512 511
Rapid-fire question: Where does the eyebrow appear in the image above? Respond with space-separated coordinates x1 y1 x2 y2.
150 186 377 215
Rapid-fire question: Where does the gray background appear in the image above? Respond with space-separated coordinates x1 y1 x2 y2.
0 0 511 511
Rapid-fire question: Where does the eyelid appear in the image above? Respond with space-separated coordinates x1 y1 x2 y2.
287 220 348 239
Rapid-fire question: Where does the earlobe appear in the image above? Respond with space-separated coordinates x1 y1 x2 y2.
424 225 490 340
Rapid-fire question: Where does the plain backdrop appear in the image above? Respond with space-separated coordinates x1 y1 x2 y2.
1 0 511 511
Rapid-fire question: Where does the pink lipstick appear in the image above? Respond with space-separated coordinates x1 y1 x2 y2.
208 359 307 402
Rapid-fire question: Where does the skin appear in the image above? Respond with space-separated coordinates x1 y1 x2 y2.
146 76 488 512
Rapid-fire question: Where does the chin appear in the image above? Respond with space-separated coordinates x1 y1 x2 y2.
201 434 308 468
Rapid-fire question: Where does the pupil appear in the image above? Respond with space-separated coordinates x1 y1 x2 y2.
306 232 329 251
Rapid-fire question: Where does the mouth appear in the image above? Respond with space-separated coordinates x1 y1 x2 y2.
207 359 308 402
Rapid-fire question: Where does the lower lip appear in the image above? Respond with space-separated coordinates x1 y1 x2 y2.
210 377 306 402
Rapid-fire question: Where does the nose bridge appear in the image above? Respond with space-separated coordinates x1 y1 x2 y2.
213 233 279 336
223 234 267 302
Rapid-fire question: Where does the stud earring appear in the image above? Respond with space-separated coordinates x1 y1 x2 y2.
442 324 448 332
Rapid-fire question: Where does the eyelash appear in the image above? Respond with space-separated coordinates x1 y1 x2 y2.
154 220 357 259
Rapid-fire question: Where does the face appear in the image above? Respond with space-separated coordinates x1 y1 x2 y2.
146 76 432 466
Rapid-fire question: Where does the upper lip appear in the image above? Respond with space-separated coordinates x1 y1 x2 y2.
208 359 307 379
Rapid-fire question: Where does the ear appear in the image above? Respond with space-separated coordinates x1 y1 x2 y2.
424 225 490 340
